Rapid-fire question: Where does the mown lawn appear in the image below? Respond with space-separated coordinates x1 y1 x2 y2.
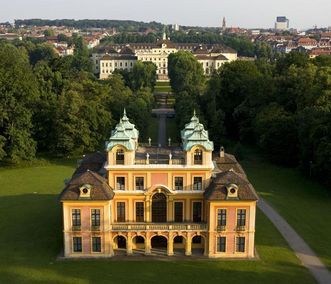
147 116 159 143
240 151 331 272
0 161 316 284
154 81 172 93
166 117 180 143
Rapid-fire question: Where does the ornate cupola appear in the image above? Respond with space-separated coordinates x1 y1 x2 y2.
120 109 139 142
181 111 214 166
105 110 139 165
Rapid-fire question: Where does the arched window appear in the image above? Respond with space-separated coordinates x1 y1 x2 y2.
152 193 167 223
194 149 203 165
116 149 124 165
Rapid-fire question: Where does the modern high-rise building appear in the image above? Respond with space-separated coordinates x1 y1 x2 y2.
275 16 289 30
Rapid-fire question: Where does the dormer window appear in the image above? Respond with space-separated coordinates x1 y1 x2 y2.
79 184 91 198
116 149 124 165
194 149 203 165
226 183 239 198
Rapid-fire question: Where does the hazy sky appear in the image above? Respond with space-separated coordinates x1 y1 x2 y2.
0 0 330 30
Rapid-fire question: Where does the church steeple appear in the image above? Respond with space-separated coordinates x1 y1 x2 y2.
222 17 226 31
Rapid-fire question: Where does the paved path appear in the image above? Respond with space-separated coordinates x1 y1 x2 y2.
157 114 166 146
258 198 331 284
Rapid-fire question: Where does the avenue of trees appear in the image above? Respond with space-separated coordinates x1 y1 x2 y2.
0 39 155 163
168 51 331 187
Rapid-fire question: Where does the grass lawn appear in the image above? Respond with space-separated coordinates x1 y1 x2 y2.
239 149 331 272
0 161 317 284
147 116 159 143
154 81 172 93
166 117 180 143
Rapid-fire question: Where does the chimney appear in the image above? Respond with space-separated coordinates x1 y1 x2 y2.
220 146 225 158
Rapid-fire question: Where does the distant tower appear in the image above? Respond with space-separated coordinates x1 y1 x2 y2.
222 17 226 31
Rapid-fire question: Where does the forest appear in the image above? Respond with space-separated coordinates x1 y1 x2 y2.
0 38 156 163
168 51 331 187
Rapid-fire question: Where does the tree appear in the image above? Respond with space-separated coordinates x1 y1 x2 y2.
168 51 205 96
131 61 157 91
29 43 58 66
254 103 299 166
0 43 38 162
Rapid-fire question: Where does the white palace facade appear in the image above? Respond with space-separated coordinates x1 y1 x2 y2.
91 36 237 81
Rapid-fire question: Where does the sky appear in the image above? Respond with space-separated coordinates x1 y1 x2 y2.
0 0 330 30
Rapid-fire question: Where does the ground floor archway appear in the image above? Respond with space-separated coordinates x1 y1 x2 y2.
151 235 167 255
173 235 186 255
113 235 127 255
191 235 205 255
132 235 145 255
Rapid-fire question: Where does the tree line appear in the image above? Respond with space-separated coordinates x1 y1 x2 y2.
168 51 331 188
15 19 164 33
0 39 156 163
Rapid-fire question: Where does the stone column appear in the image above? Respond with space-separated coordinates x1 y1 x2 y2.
145 232 151 255
127 233 133 255
185 233 192 256
167 196 173 222
204 234 208 256
167 233 174 256
145 197 151 222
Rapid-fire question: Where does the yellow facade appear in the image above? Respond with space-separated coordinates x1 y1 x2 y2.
61 112 258 258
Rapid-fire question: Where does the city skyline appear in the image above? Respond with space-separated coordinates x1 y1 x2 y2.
0 0 330 30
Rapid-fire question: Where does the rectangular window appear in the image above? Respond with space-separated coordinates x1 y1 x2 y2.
135 202 144 222
116 177 125 190
237 209 246 226
217 237 226 252
217 209 227 226
236 237 245 252
117 202 125 222
135 177 144 190
91 209 100 227
193 202 202 222
193 177 202 190
174 177 183 190
73 237 82 252
92 236 101 252
72 209 81 227
174 202 183 222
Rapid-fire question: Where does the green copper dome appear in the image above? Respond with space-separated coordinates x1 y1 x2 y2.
106 109 139 151
181 111 214 151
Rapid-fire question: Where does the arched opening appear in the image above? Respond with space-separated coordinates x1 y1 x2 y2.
132 236 145 254
194 149 203 165
113 235 127 255
151 235 167 255
152 193 167 223
192 235 205 255
173 236 186 255
116 149 125 165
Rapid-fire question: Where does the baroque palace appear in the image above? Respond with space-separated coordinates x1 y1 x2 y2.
60 110 258 258
91 34 237 81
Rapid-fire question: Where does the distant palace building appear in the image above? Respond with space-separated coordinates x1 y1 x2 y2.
91 34 237 81
60 110 258 258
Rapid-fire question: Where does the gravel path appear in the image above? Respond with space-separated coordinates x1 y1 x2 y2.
258 198 331 284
